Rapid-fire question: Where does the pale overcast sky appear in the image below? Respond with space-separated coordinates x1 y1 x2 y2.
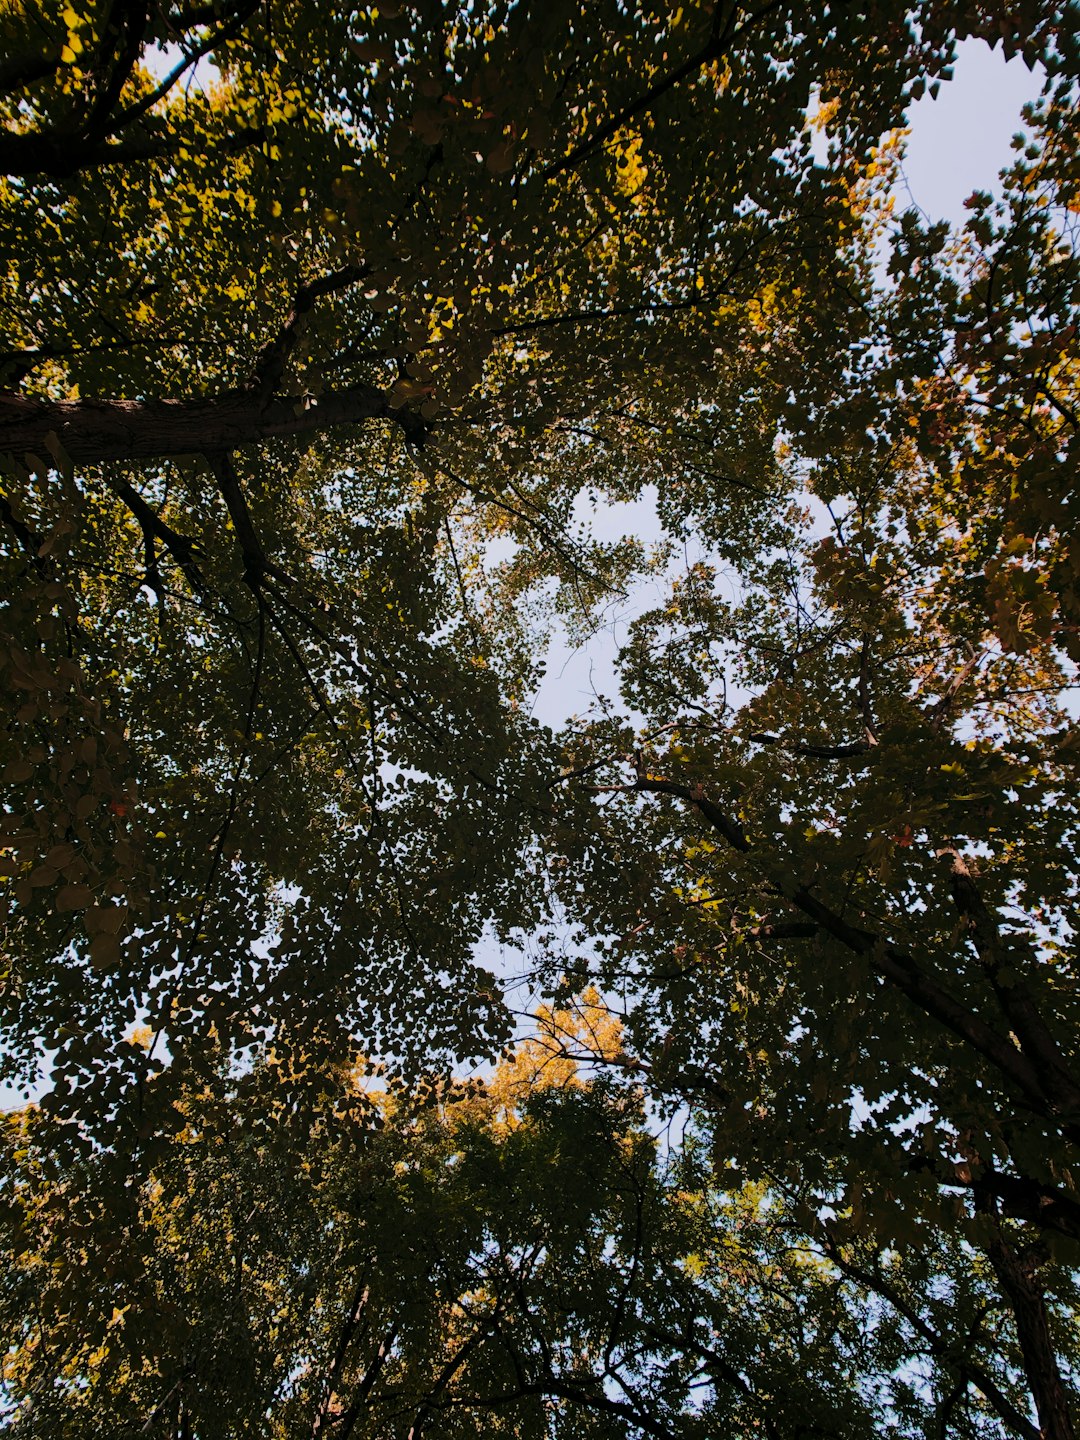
901 37 1042 225
531 38 1046 731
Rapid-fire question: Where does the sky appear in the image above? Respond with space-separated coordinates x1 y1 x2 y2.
901 38 1042 227
528 37 1046 733
0 39 1048 1110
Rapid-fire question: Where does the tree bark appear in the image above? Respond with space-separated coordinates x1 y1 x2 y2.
984 1224 1077 1440
0 383 422 467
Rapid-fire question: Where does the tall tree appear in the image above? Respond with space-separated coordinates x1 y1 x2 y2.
1 0 978 1129
545 89 1080 1438
2 1009 1063 1438
1 0 1079 1433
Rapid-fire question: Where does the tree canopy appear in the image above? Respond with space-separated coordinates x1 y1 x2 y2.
1 1 1079 1436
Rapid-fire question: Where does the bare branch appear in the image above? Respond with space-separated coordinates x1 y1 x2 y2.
748 731 874 760
249 264 370 403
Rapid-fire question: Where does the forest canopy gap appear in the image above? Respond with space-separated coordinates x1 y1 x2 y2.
1 2 1079 1437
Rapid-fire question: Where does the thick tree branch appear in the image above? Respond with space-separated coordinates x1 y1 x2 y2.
748 731 874 760
626 766 749 852
80 0 151 139
0 0 262 180
203 450 281 584
817 1235 1042 1440
405 1302 504 1440
978 1210 1078 1440
939 846 1080 1119
747 920 821 941
0 382 425 465
309 1275 369 1440
107 0 261 134
249 264 370 403
970 1169 1080 1247
606 770 1080 1145
108 474 202 587
331 1321 397 1440
0 49 61 96
0 122 265 179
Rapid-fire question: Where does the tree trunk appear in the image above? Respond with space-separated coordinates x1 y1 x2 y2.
0 383 421 467
986 1225 1077 1440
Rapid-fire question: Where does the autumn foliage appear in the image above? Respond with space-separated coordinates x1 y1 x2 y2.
1 1 1079 1436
